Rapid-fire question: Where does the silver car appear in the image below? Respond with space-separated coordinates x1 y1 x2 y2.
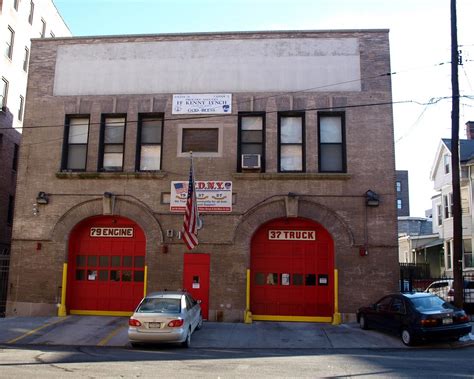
128 291 203 348
425 279 474 305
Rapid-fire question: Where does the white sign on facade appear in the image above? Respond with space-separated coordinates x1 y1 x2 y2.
90 227 134 238
172 94 232 114
170 181 232 213
268 230 316 241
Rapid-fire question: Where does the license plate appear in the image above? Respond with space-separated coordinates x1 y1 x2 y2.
148 322 162 328
442 318 453 325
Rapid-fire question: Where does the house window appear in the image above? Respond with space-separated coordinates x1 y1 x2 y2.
14 0 20 11
137 114 162 171
28 1 34 24
23 47 29 72
1 78 8 108
444 154 450 174
318 112 346 172
461 187 470 214
62 117 89 171
12 143 19 171
443 194 449 219
446 240 452 270
238 113 264 172
182 128 218 153
437 204 442 226
18 95 24 121
7 195 14 225
278 112 304 172
463 239 473 269
397 199 402 209
396 181 402 192
40 19 46 38
99 116 126 171
5 26 15 59
449 192 453 218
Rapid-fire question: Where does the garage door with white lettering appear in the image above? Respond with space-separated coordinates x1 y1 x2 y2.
251 217 334 318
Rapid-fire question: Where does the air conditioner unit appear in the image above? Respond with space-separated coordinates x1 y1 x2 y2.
241 154 261 169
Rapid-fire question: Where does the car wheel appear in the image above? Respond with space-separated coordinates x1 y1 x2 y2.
401 328 415 346
359 314 369 330
196 315 203 331
181 329 191 348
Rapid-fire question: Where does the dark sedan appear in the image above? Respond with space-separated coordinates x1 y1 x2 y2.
357 292 471 346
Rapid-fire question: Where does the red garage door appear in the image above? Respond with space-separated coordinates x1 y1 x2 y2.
67 216 146 315
250 217 334 321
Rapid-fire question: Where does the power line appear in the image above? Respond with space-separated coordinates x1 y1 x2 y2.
3 93 473 133
11 97 457 149
0 57 461 132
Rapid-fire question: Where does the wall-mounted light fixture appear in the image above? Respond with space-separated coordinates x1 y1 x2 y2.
103 192 116 215
36 191 49 204
365 190 380 207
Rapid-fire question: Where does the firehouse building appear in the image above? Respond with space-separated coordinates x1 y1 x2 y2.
7 30 398 322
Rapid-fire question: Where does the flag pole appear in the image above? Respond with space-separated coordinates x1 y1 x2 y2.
182 150 199 250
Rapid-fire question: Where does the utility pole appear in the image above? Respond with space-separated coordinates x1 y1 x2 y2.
450 0 463 309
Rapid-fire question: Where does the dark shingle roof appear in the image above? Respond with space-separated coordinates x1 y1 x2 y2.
442 139 474 162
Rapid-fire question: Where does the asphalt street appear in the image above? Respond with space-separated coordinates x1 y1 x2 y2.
1 344 474 378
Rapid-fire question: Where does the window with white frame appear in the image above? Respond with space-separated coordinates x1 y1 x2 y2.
396 181 402 192
1 77 8 108
238 113 265 172
28 1 34 24
443 154 450 174
137 114 162 171
449 192 453 217
23 47 29 72
463 239 473 269
62 116 89 171
279 112 304 172
446 240 452 269
100 116 126 171
437 204 442 226
5 26 15 59
318 112 346 172
40 18 46 38
397 199 402 209
18 95 24 121
461 187 470 214
443 194 449 218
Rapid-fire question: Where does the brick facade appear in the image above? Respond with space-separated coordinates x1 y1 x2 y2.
7 30 398 321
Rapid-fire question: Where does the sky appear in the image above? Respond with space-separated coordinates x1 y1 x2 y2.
54 0 474 217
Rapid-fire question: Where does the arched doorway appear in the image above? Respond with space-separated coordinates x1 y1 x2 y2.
250 217 334 321
66 215 146 314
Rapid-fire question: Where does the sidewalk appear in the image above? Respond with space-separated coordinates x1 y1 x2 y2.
0 316 473 349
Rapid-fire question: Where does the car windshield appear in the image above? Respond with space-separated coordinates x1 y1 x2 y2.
411 296 454 311
137 298 181 313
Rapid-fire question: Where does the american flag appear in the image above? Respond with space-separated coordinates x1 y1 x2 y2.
182 159 199 250
174 182 187 195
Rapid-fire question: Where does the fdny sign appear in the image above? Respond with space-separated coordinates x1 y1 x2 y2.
90 227 134 238
268 230 316 241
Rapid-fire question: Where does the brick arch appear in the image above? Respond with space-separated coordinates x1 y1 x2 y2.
233 197 355 265
50 197 163 260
